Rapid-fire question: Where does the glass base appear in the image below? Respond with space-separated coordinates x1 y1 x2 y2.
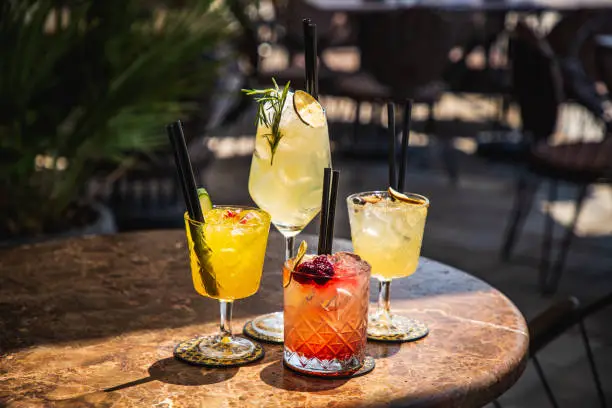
244 311 284 343
367 312 429 342
173 335 264 367
284 350 374 378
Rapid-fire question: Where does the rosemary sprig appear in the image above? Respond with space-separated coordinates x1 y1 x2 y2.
242 78 290 165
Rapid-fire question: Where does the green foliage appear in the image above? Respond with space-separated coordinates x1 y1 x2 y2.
0 0 228 237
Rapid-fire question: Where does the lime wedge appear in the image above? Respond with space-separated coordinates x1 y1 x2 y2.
388 187 428 206
197 187 213 213
293 90 326 128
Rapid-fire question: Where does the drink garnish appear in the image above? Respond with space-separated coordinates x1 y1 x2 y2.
239 212 254 224
388 187 428 206
294 254 334 286
242 78 291 165
352 194 383 205
192 187 216 295
223 209 239 219
197 187 213 214
284 240 308 288
293 90 326 128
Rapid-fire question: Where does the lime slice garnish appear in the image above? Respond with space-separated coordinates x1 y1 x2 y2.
293 90 326 128
197 187 213 213
388 187 428 206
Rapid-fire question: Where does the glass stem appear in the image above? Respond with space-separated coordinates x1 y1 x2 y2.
219 300 233 343
285 236 296 260
378 280 392 321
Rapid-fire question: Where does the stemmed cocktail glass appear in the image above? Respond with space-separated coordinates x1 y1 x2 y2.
166 120 272 366
347 100 430 342
347 190 429 342
245 83 331 343
175 207 272 366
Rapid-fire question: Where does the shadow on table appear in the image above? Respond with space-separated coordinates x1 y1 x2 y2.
50 357 239 406
367 343 401 359
259 360 349 392
104 357 238 392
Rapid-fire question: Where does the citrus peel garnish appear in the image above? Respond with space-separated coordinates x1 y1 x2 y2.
293 90 326 128
283 240 308 288
388 187 428 206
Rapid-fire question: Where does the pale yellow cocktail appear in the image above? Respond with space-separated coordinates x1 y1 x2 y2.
248 90 331 237
243 82 331 343
347 193 428 281
347 190 430 342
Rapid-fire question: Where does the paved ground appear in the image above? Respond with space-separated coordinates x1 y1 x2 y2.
191 92 612 407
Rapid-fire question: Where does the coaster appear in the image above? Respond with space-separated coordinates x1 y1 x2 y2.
173 337 265 368
367 319 429 343
284 356 376 379
243 320 284 344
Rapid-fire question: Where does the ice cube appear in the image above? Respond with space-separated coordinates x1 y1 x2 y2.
231 228 245 237
332 252 370 277
321 288 352 312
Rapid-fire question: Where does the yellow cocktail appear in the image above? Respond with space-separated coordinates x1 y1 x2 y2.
185 207 271 300
180 206 271 366
347 190 429 342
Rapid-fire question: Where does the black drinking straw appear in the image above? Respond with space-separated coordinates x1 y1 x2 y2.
317 167 332 255
303 19 318 100
166 120 204 223
398 99 413 192
387 102 396 189
325 170 340 254
311 22 319 101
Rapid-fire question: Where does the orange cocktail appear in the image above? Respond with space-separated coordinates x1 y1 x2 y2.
283 252 370 377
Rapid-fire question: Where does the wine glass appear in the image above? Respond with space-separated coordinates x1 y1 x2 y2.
246 88 331 343
347 191 430 342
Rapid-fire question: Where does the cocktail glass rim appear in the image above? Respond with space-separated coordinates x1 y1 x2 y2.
283 253 370 285
184 205 271 228
346 191 429 209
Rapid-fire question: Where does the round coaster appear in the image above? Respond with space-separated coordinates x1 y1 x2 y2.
173 337 265 368
243 320 284 344
367 319 429 343
284 356 376 379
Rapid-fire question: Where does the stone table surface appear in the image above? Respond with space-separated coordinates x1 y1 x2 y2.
0 230 528 408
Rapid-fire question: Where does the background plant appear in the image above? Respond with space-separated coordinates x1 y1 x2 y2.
0 0 229 237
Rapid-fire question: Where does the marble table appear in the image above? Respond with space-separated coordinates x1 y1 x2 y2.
0 230 528 407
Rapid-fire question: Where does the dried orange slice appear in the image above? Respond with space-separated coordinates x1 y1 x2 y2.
293 90 326 128
283 240 308 288
388 187 428 206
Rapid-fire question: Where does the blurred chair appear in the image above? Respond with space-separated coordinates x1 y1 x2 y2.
548 12 612 125
548 11 612 88
492 293 610 408
330 10 459 182
500 22 612 294
595 34 612 94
